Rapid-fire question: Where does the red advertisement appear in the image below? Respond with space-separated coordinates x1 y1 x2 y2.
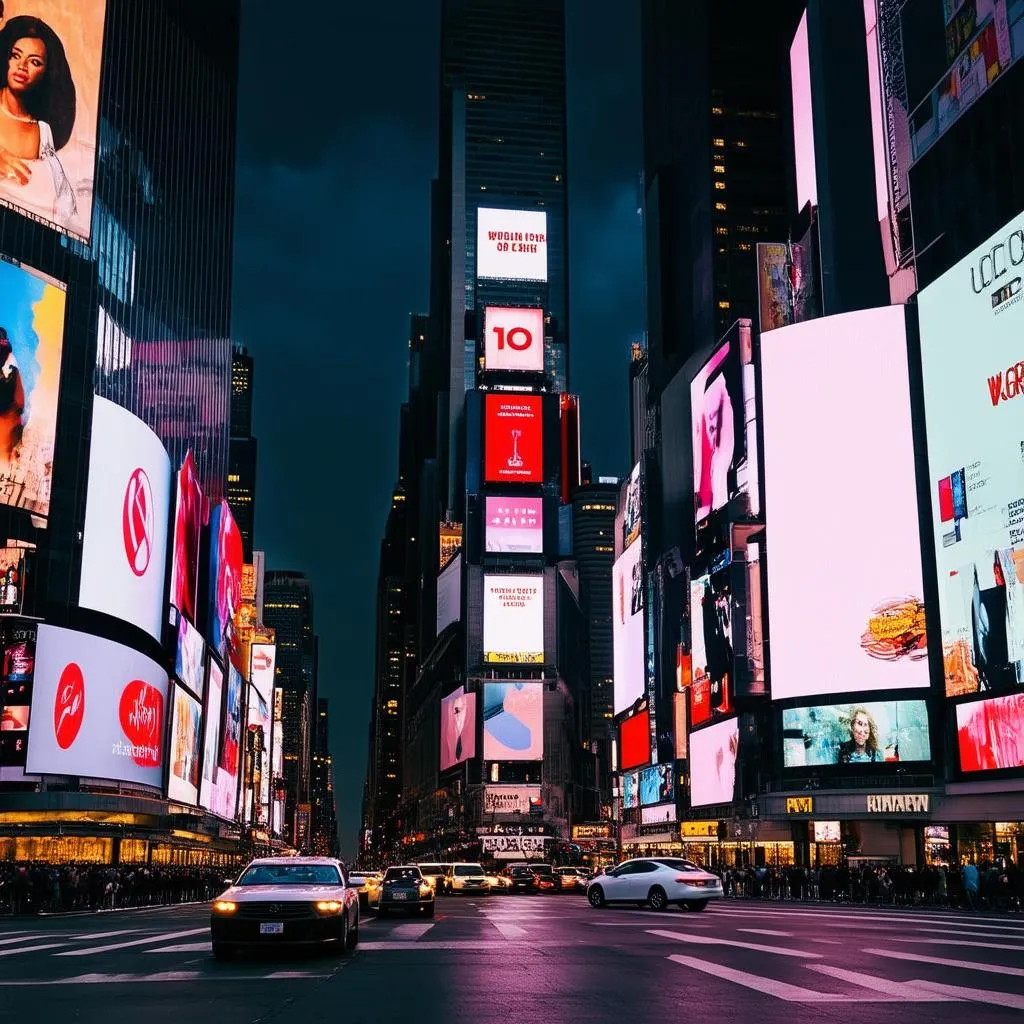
690 676 711 727
208 500 243 666
619 709 649 771
957 694 1024 772
170 451 205 622
485 394 543 483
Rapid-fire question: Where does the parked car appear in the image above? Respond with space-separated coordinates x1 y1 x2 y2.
484 871 511 892
379 865 435 917
444 862 490 895
586 858 723 912
348 870 382 910
416 863 451 894
530 863 558 893
506 865 537 894
555 867 588 892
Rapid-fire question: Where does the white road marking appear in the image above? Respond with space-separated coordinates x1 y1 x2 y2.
56 928 209 957
0 971 332 986
145 942 211 953
357 940 561 951
909 979 1024 1010
806 965 962 1002
711 906 1024 929
738 928 793 937
489 921 528 939
909 925 1024 938
889 936 1024 952
0 941 73 957
69 930 142 941
390 922 435 940
864 947 1024 978
647 928 820 959
0 934 45 946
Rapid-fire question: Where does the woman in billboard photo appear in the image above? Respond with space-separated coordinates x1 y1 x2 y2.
0 328 24 459
694 369 735 521
837 707 884 764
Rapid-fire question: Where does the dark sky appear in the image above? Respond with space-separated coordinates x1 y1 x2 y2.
232 0 643 857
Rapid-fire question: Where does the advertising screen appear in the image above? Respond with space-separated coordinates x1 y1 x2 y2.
0 257 65 517
483 574 544 664
619 708 649 771
25 624 167 787
221 664 243 778
482 682 543 761
957 693 1024 772
918 210 1024 697
208 500 243 666
0 544 29 613
476 208 548 282
760 307 929 699
641 803 678 826
689 717 739 808
622 463 641 550
638 763 674 806
689 571 734 719
0 2 107 241
484 306 545 373
484 394 543 484
622 769 638 809
79 396 171 641
249 642 275 708
756 242 818 333
482 785 541 816
439 686 477 771
167 684 201 805
169 451 204 622
485 496 543 554
782 700 931 768
175 615 204 700
673 691 688 760
814 821 841 843
198 659 227 816
0 621 34 767
436 551 462 636
612 541 645 714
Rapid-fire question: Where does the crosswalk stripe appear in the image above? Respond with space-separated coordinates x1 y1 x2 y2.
648 928 820 958
805 964 962 1002
69 930 141 941
864 947 1024 978
390 923 434 940
56 928 208 957
890 937 1024 952
710 906 1024 928
490 921 528 939
910 924 1024 937
909 979 1024 1010
739 928 792 937
0 934 45 946
0 942 72 957
145 942 210 953
0 971 333 986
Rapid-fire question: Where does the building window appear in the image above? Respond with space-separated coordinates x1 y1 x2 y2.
714 181 726 191
715 226 728 236
718 300 731 310
712 137 725 147
715 202 727 211
713 164 726 174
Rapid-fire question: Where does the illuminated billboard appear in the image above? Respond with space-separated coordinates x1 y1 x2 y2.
485 394 543 484
689 717 739 808
760 307 929 699
198 658 224 815
79 396 171 641
483 574 544 664
485 496 542 554
622 463 641 550
249 642 275 708
639 763 673 806
436 551 462 636
622 769 638 809
0 2 107 241
619 709 649 771
167 684 201 805
612 541 644 714
0 620 35 768
476 208 548 283
918 211 1024 697
0 256 66 517
25 624 167 788
439 686 477 771
782 700 931 768
208 501 243 666
957 693 1024 772
169 451 204 622
484 306 545 373
482 682 543 761
689 571 734 720
673 691 688 761
175 614 205 700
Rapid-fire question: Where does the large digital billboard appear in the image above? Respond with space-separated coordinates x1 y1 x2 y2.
612 541 644 714
485 496 542 554
175 614 204 700
918 210 1024 697
0 620 34 768
249 642 275 708
689 571 734 720
484 306 545 373
482 682 543 761
198 658 223 814
439 686 477 771
622 463 641 550
622 769 638 809
782 700 931 768
169 451 204 622
476 208 548 283
760 307 929 699
689 717 739 808
0 2 107 241
208 500 243 666
484 394 543 484
436 551 461 636
619 708 649 771
79 396 171 641
0 256 65 517
25 624 167 788
639 763 674 806
483 574 544 664
957 693 1024 772
167 684 201 805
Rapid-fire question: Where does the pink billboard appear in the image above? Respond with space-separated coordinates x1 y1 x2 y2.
485 497 543 554
957 694 1024 773
439 687 477 772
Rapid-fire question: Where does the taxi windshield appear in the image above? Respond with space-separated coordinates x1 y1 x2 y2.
237 863 342 886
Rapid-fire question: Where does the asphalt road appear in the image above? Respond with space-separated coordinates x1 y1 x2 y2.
0 896 1022 1022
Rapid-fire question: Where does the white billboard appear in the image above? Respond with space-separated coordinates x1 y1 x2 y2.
25 624 168 788
167 684 202 805
484 306 545 372
480 834 550 858
483 785 542 815
437 552 462 637
483 574 544 664
79 396 171 641
613 540 645 714
250 642 276 708
477 208 548 283
175 614 205 700
198 659 223 814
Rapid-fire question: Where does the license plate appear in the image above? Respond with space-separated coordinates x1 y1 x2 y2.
260 922 284 935
392 892 408 900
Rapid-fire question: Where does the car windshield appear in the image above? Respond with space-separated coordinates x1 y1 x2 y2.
385 867 422 882
532 866 554 876
237 863 341 886
510 868 532 876
654 858 703 872
455 864 484 876
418 865 446 876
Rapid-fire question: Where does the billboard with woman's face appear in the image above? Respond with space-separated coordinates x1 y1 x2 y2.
208 501 242 666
439 686 477 771
0 2 107 241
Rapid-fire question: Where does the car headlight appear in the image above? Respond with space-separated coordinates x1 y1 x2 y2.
211 900 237 914
315 900 343 914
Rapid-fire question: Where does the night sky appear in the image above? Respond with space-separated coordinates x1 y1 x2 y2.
232 0 643 856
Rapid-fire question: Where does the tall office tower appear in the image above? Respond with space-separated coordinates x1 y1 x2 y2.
228 345 258 560
310 698 338 855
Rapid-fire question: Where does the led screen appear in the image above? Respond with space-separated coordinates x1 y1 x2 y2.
249 642 275 708
485 496 543 554
484 306 545 373
167 684 201 805
476 207 548 283
756 241 817 333
0 257 65 516
436 551 462 636
0 621 34 766
918 211 1024 697
689 717 739 808
782 700 931 768
689 571 734 719
169 451 204 622
482 682 543 761
485 394 543 484
0 2 107 241
25 624 167 787
440 686 477 771
622 463 641 550
198 659 228 816
639 763 674 806
814 821 841 843
760 307 929 699
208 500 243 667
175 615 205 700
619 709 649 771
957 693 1024 772
641 803 677 826
483 574 544 664
612 541 644 714
622 769 638 809
221 664 243 778
673 691 688 761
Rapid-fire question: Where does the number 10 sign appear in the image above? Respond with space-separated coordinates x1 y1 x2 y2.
484 306 545 373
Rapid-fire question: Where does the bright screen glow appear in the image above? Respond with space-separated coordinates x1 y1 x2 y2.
476 208 548 282
483 574 544 664
249 642 275 708
440 686 477 771
689 717 739 808
814 821 841 843
485 496 542 554
790 10 817 211
167 684 201 805
760 307 929 699
622 769 638 809
169 451 204 622
208 501 243 667
622 463 641 550
198 659 225 815
175 615 205 700
482 682 543 761
689 571 734 719
638 763 673 806
612 541 644 714
957 693 1024 772
485 394 543 483
619 709 649 771
484 306 545 372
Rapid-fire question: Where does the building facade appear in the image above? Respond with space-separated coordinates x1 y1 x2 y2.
227 345 257 560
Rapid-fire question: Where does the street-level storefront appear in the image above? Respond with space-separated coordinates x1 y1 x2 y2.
570 824 617 871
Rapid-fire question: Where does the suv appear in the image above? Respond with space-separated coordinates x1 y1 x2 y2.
506 865 537 894
416 863 451 894
530 863 558 893
445 863 490 895
555 867 588 892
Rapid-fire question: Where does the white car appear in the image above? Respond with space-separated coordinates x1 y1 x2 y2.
587 857 723 912
444 862 490 895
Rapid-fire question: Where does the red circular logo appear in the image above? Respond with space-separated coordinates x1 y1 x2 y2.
53 662 85 750
122 467 154 577
118 680 163 768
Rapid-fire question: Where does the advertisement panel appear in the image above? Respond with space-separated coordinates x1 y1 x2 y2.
476 208 548 283
175 614 204 700
198 658 223 814
760 308 929 699
781 700 931 768
814 821 841 843
484 394 543 484
918 210 1024 697
482 682 543 761
249 642 275 708
25 624 167 787
221 664 243 779
480 834 549 858
485 497 543 554
0 257 65 517
622 463 641 550
619 708 649 771
641 803 678 826
0 621 34 768
622 769 638 809
436 551 462 636
957 693 1024 772
689 717 739 808
169 451 204 622
482 786 542 816
0 1 107 241
439 686 477 772
167 684 201 805
756 242 818 333
482 574 544 664
673 691 688 761
208 500 243 666
612 541 645 714
638 763 674 806
79 396 171 641
0 544 29 613
484 306 545 373
689 571 734 719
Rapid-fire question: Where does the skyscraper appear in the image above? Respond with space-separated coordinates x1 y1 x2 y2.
227 345 258 560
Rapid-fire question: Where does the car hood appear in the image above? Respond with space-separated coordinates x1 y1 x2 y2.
217 884 348 903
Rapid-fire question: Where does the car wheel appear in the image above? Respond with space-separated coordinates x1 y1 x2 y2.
337 914 350 955
684 899 709 913
648 886 668 911
212 942 236 962
347 912 359 949
587 885 605 908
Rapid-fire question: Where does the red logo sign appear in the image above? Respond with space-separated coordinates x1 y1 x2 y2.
122 467 154 577
53 662 85 749
118 680 163 768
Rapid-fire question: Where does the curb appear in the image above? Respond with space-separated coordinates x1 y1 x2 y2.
30 901 206 919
